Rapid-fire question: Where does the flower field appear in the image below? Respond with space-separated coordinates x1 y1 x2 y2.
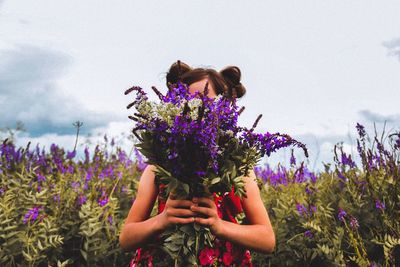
0 123 399 267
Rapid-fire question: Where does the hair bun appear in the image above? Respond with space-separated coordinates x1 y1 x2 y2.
166 60 192 88
219 66 246 99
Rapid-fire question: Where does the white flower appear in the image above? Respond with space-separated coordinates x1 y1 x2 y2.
188 98 202 110
226 130 234 137
189 110 198 120
214 94 224 102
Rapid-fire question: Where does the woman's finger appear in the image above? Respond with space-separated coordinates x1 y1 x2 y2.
193 197 215 208
170 216 195 225
190 205 213 217
167 198 193 208
194 217 211 226
169 208 197 217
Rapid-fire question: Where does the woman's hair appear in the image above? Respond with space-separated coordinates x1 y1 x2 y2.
165 60 246 99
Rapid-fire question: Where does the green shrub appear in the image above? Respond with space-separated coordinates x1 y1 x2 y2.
0 123 399 266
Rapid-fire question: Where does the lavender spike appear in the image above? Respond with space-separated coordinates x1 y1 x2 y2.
128 115 139 122
151 86 165 101
250 114 262 132
238 106 245 116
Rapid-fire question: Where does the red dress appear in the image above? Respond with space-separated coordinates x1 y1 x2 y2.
129 184 253 267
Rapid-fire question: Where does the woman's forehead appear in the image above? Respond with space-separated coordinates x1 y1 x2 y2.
188 78 216 96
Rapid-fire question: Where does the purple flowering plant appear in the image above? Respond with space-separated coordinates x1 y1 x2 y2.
125 81 308 199
125 80 308 265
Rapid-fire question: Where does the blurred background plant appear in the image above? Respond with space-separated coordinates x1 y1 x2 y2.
0 122 147 266
0 122 399 266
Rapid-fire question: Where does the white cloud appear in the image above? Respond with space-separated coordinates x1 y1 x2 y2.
359 109 400 124
0 44 125 137
383 37 400 61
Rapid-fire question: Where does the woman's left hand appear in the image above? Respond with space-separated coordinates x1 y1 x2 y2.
190 196 223 236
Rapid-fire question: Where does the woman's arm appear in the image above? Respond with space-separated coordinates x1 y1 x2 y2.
191 169 276 254
119 165 161 251
119 165 198 251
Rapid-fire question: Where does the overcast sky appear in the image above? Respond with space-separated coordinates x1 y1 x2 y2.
1 0 399 172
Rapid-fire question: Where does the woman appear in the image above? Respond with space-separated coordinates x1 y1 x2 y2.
119 61 276 266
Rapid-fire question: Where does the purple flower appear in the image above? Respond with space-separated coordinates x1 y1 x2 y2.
66 150 76 160
304 230 313 238
71 181 80 191
294 165 306 183
338 208 347 222
195 170 206 177
118 149 127 162
85 168 93 182
337 172 349 182
394 133 400 150
53 194 61 202
78 195 87 206
108 215 113 225
296 203 308 216
84 147 90 163
98 190 109 207
67 165 75 174
349 216 359 229
121 185 128 193
305 185 317 195
98 170 106 180
134 148 148 171
303 166 317 183
97 197 108 207
37 173 46 183
255 164 288 186
23 206 42 224
375 199 385 210
168 151 178 160
310 205 317 214
356 123 366 139
340 153 356 168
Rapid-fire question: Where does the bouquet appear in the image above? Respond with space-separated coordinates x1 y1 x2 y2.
125 80 308 266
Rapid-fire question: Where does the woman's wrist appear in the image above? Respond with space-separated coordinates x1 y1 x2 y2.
153 212 167 234
211 218 225 237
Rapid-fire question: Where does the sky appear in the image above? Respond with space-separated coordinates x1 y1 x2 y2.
1 0 399 172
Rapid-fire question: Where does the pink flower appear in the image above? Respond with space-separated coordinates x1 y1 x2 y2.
199 247 219 266
213 194 224 218
241 250 252 266
225 241 233 252
130 248 141 267
223 252 233 266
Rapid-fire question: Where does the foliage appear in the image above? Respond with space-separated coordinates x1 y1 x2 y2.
251 123 400 267
0 136 142 266
0 123 399 266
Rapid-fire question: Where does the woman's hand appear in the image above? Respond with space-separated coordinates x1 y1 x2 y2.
190 196 223 236
157 194 197 231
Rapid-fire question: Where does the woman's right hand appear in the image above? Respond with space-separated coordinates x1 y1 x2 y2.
157 194 197 230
